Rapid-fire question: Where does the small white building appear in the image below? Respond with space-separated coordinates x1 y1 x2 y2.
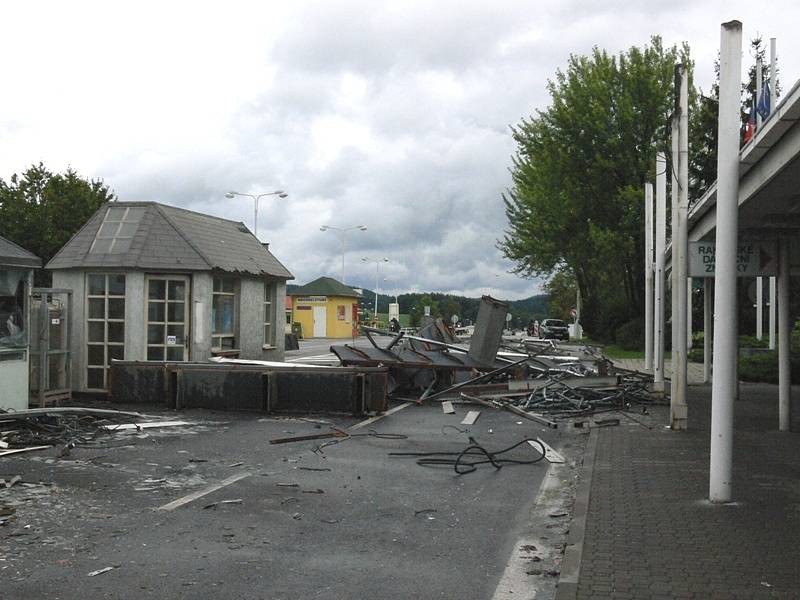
47 201 293 392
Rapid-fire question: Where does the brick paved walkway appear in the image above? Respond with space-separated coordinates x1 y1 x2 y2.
573 383 800 599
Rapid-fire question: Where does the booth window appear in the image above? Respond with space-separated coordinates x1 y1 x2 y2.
0 270 26 349
263 281 276 347
212 276 237 351
86 273 126 389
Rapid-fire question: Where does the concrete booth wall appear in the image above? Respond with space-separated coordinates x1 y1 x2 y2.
53 269 287 392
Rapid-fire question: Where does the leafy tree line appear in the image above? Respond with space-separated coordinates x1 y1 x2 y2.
0 163 114 284
500 35 779 343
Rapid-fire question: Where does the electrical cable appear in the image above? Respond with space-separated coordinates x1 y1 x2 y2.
390 437 547 475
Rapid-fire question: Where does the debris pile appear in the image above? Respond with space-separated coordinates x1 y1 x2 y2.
0 407 189 456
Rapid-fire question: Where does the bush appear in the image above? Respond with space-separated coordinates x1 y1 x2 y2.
614 318 644 351
738 350 800 384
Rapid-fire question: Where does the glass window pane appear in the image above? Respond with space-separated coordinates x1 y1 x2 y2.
117 222 140 237
92 238 113 253
148 301 165 322
167 301 184 323
87 344 105 366
87 368 105 389
108 274 125 296
168 281 185 301
223 279 235 293
125 207 146 223
108 321 125 343
212 296 234 334
88 298 105 319
221 336 234 349
88 275 105 296
213 277 221 292
264 324 272 345
148 324 163 345
106 207 127 221
108 298 125 320
148 280 166 300
167 324 184 345
88 321 105 343
166 347 184 361
107 345 124 364
147 346 164 361
97 222 119 238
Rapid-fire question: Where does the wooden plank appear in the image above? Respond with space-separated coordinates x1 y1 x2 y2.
533 438 566 463
101 420 194 431
347 402 412 431
0 445 51 457
157 472 251 511
441 401 455 414
461 410 480 425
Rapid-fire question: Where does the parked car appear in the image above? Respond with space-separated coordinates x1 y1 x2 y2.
540 318 569 341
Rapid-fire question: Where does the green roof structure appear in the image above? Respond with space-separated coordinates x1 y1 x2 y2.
289 276 361 298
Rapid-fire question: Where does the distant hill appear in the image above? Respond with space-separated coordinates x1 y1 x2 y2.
287 283 549 328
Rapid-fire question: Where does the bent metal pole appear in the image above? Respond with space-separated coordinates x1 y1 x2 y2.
710 20 742 503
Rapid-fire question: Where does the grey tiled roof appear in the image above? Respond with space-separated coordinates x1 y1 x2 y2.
0 235 41 268
46 202 293 278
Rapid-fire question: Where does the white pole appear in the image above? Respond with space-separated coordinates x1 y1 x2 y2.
756 58 763 129
374 261 380 322
778 238 791 431
645 183 654 371
341 234 347 284
703 277 712 383
769 276 777 349
676 63 690 426
756 277 763 339
654 152 667 392
770 38 778 105
670 113 680 404
687 277 693 351
710 20 742 504
671 63 689 430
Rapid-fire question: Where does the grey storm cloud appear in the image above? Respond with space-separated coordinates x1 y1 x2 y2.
2 1 799 300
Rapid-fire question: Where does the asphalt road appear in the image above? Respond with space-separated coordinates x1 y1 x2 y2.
0 402 580 599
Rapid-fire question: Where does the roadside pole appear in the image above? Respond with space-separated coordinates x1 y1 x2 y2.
645 183 654 371
769 277 776 349
778 238 792 431
653 153 667 393
710 20 742 503
756 277 763 339
703 278 712 383
670 63 689 431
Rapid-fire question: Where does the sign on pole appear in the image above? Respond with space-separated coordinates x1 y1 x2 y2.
688 241 777 277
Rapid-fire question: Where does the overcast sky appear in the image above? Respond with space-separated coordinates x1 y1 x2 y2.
2 1 798 299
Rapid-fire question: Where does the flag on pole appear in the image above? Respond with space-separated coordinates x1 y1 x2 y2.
757 81 771 120
744 102 756 143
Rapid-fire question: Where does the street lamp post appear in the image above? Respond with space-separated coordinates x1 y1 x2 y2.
226 190 288 239
362 257 389 322
320 225 367 284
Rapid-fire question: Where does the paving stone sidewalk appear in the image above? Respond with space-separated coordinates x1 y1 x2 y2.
572 382 800 599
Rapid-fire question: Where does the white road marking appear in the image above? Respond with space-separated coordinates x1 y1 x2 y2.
157 472 251 511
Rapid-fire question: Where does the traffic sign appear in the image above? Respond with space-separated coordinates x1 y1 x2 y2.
688 241 777 277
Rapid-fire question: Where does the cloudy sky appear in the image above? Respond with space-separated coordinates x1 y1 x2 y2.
1 1 798 299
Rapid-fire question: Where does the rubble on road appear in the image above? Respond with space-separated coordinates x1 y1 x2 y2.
0 407 198 455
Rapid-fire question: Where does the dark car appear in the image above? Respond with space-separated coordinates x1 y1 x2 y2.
540 318 569 341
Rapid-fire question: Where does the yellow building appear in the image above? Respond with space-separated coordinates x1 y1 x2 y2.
289 277 361 338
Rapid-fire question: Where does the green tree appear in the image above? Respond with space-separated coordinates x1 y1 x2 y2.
500 37 694 340
0 163 115 283
408 294 440 327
